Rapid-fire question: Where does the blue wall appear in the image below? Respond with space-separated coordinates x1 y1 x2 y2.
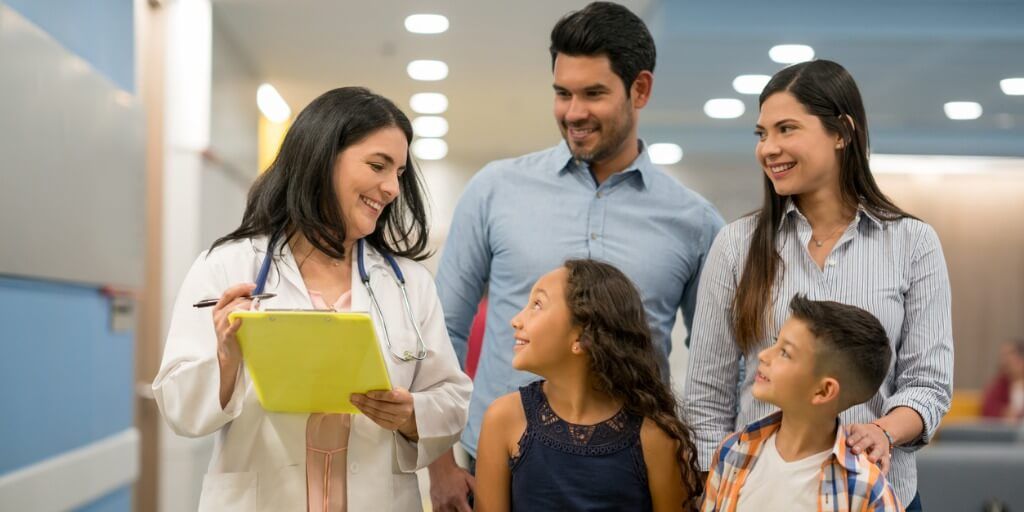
0 3 137 511
3 0 134 92
0 277 134 474
0 277 135 510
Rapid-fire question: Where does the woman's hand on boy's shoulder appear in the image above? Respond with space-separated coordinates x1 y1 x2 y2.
845 423 892 474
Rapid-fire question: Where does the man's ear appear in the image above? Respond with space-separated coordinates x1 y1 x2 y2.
811 376 841 406
630 70 654 109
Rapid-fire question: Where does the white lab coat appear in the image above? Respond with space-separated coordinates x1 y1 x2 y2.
152 236 472 511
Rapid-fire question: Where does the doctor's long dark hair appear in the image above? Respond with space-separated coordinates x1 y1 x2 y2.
732 60 912 353
210 87 430 261
563 259 703 509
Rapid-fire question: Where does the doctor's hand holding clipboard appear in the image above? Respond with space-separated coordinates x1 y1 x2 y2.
151 87 472 512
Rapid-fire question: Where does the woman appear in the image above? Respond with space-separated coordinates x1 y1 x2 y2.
152 87 472 511
981 341 1024 421
683 60 953 512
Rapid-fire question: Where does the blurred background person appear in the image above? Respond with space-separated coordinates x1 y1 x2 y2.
981 340 1024 422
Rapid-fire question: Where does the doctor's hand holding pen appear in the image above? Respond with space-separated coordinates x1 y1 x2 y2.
211 282 257 409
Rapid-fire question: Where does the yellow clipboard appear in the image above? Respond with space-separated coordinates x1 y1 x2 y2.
228 310 392 414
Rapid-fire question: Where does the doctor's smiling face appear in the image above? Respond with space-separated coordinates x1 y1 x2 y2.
333 126 407 242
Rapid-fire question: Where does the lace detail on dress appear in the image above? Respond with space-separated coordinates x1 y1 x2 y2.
519 380 642 457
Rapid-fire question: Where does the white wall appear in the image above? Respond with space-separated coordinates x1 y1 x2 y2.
201 16 259 248
157 2 257 510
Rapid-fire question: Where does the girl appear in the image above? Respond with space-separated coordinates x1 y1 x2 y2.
152 87 471 511
683 60 953 512
475 259 703 511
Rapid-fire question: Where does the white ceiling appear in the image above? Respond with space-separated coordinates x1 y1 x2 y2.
215 0 653 170
213 0 1024 179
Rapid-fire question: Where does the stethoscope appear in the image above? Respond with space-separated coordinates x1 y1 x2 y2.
253 234 428 362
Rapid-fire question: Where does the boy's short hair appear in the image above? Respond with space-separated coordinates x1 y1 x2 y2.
549 1 656 95
788 294 892 407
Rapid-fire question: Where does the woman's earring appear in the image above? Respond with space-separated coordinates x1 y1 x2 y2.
572 342 581 353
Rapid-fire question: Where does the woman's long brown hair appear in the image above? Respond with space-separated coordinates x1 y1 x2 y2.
733 60 913 353
564 259 703 509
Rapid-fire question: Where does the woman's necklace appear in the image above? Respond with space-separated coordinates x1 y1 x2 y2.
810 221 850 248
297 245 342 269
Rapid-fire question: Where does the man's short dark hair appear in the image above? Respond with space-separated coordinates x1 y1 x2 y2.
549 1 656 95
788 294 892 408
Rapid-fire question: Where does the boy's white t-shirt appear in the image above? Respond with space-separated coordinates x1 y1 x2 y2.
736 432 832 512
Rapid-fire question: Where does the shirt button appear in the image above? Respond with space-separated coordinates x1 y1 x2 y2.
590 233 598 240
827 259 836 267
350 462 360 474
596 191 603 198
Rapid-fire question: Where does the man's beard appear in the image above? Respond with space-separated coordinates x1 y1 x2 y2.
563 104 634 164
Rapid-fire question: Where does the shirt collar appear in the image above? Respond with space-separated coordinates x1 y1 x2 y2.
555 139 653 189
829 420 864 474
737 410 784 444
779 198 886 232
739 411 863 474
250 234 387 268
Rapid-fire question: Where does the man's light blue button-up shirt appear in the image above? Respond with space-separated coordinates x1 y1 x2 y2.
436 141 724 456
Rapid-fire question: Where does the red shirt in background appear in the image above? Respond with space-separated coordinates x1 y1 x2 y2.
465 297 487 379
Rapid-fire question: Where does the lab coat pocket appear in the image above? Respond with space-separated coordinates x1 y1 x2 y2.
263 464 305 512
198 471 257 512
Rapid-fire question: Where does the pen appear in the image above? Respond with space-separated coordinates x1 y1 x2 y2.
192 293 276 309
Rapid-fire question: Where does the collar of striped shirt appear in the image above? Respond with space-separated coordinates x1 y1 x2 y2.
703 411 903 512
779 199 886 232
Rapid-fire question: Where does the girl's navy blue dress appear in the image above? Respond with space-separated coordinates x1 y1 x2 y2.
509 380 652 511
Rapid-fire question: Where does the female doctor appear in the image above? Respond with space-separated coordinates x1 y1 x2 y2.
152 87 472 512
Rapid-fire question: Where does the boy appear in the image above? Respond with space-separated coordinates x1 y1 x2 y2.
701 295 903 512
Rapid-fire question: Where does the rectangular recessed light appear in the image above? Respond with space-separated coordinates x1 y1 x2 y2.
407 60 449 81
943 101 982 120
647 143 683 164
410 93 448 114
1000 78 1024 96
769 44 814 64
412 138 448 160
733 74 771 95
405 14 449 34
704 98 745 119
412 116 449 138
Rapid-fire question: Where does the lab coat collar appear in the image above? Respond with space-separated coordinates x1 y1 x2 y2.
249 234 307 299
248 235 390 310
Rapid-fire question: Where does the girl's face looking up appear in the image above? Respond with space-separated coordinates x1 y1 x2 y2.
510 267 581 375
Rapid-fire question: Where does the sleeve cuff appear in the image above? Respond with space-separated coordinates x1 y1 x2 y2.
392 392 463 473
221 363 247 418
884 394 944 450
694 428 730 471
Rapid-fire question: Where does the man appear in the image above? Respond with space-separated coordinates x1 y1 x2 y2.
429 3 725 510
